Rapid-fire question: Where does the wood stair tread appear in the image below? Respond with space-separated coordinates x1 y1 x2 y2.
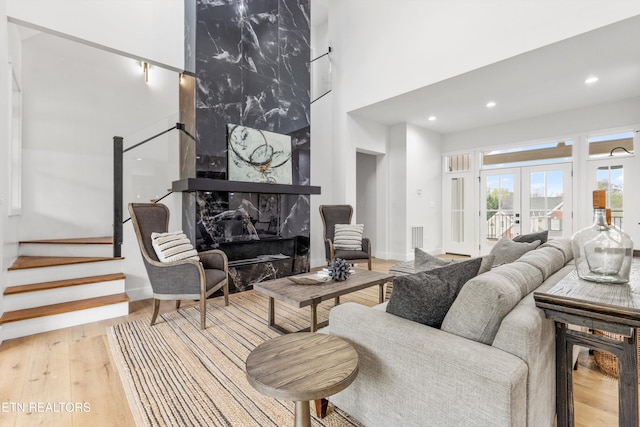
0 293 130 324
8 256 123 271
4 273 126 296
19 237 113 245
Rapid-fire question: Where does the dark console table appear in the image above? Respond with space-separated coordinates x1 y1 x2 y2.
534 261 640 427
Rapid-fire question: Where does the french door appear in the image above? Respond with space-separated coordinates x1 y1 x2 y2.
480 163 573 254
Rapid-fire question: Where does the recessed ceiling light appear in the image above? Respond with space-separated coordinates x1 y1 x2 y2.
585 76 599 85
428 116 436 121
486 101 496 108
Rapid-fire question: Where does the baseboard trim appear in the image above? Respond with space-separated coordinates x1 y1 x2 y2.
127 286 153 302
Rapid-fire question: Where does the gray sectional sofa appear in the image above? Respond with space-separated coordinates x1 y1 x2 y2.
324 238 574 427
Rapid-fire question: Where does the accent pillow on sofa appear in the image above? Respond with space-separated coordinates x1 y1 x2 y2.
151 231 200 262
385 253 494 301
386 257 482 328
476 254 496 275
414 247 455 271
489 236 541 267
513 230 548 244
333 224 364 250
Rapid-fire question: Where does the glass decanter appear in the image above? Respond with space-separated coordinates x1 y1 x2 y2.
604 208 634 282
571 190 633 284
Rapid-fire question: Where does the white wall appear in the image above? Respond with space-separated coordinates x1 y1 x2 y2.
349 115 389 259
6 0 183 71
381 123 444 261
121 112 182 301
19 31 179 298
311 18 330 102
1 0 10 332
386 123 407 260
309 92 333 267
2 21 23 296
21 33 179 240
406 124 443 256
324 0 640 260
350 115 388 155
309 18 334 267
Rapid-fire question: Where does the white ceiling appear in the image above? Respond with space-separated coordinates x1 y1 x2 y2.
350 14 640 135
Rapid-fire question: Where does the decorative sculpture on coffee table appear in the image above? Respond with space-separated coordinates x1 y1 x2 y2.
328 258 351 281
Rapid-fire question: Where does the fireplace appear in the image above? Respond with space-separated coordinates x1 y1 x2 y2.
177 0 314 291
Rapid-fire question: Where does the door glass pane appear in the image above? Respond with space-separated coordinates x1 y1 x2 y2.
451 177 464 242
486 174 515 239
597 165 624 229
528 169 565 238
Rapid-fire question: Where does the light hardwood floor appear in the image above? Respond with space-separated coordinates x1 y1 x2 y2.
0 258 621 426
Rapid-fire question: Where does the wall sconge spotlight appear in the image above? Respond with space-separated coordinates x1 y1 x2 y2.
141 61 150 83
609 146 632 156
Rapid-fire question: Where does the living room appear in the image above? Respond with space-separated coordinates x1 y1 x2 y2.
1 1 640 426
3 1 639 290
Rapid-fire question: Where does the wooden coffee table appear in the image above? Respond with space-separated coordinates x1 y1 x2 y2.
245 332 359 427
253 268 394 334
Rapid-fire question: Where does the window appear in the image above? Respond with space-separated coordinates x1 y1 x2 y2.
588 132 634 158
446 153 471 172
482 140 572 169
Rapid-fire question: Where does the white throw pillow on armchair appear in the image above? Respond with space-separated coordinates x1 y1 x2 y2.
333 224 364 250
151 231 200 262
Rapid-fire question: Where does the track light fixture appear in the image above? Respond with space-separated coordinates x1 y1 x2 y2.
141 61 150 83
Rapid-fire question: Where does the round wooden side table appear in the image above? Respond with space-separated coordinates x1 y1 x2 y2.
245 332 359 427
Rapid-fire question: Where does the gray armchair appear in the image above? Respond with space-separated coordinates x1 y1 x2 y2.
128 203 229 329
319 204 372 270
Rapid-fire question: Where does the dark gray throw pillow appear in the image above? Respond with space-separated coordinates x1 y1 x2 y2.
513 230 548 244
386 257 482 328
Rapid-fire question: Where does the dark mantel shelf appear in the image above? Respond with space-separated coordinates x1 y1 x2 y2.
172 178 321 195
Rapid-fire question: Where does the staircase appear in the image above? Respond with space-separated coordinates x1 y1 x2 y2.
1 237 129 340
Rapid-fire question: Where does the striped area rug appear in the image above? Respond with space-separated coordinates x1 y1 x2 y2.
107 289 378 427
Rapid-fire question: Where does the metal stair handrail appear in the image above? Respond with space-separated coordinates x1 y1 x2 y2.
113 123 194 257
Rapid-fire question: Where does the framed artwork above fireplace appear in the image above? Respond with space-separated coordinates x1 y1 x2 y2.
227 124 293 185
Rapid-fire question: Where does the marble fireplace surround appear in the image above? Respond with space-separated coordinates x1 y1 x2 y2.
177 0 315 292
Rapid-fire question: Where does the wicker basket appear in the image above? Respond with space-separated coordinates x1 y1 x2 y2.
593 329 640 379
